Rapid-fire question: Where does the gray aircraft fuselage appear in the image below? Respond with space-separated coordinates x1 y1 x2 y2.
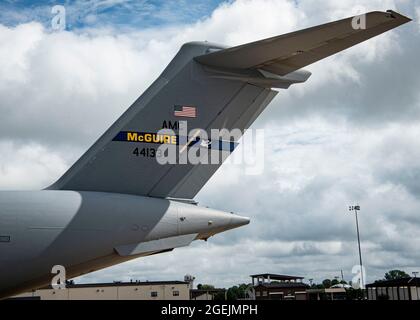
0 191 249 298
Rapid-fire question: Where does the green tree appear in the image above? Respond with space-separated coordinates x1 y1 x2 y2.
197 284 215 290
331 279 340 286
322 279 332 288
226 284 248 300
384 270 410 280
213 291 226 301
346 288 364 300
226 285 239 300
309 281 325 289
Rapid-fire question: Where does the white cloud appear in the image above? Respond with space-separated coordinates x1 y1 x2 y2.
416 6 420 31
193 119 420 285
0 23 43 84
0 142 67 190
79 239 350 287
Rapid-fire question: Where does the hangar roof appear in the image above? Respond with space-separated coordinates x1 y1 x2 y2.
366 278 420 288
42 281 188 289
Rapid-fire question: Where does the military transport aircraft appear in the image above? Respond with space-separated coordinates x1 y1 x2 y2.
0 10 411 298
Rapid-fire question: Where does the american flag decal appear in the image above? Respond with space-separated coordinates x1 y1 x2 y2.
174 105 197 118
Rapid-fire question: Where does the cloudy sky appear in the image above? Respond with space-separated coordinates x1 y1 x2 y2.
0 0 419 288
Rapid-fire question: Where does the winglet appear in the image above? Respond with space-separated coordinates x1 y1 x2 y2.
386 10 412 22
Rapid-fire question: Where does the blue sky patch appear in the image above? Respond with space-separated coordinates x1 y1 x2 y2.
0 0 228 30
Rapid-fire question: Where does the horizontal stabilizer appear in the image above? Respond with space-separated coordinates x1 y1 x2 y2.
114 233 198 257
195 10 411 75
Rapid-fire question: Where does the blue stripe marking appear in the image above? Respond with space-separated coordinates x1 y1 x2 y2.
113 131 238 152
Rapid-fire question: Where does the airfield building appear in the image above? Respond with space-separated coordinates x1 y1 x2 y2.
366 277 420 300
251 273 309 300
13 281 190 300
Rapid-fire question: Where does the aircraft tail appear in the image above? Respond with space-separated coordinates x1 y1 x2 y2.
48 10 410 199
48 41 282 199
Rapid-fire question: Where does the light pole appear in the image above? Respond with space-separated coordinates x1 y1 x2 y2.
413 272 419 300
349 205 364 291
